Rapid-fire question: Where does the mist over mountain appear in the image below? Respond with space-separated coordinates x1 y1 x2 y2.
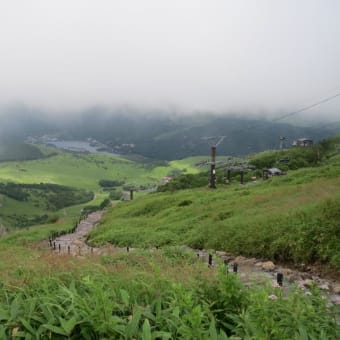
0 106 338 160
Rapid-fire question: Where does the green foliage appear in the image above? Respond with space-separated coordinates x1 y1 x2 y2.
231 286 338 339
0 182 93 227
99 198 111 210
248 137 340 171
178 200 193 207
98 179 125 188
158 172 209 192
0 217 76 245
109 189 122 200
81 205 100 216
0 182 94 206
0 251 337 339
0 182 30 201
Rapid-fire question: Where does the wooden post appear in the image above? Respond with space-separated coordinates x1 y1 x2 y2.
263 169 269 180
208 254 213 266
224 259 229 273
130 190 134 200
227 169 231 182
233 263 238 273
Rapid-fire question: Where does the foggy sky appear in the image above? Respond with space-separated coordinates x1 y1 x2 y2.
0 0 339 118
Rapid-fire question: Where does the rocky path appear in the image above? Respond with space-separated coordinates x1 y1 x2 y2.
50 211 104 256
47 212 340 305
196 249 340 305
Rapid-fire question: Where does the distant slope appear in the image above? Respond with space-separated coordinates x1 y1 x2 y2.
0 183 93 228
0 150 202 190
0 143 45 162
0 147 205 229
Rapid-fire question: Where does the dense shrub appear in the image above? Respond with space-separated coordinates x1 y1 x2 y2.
0 182 94 211
99 179 125 188
158 172 209 192
109 190 122 200
99 198 111 210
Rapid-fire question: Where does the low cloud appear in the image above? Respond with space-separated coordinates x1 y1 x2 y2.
0 1 339 119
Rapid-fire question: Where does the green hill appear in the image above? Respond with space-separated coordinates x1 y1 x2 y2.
88 137 340 271
0 146 201 229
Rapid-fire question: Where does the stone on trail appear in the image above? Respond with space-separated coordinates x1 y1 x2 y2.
332 283 340 294
319 283 330 291
261 261 275 271
234 255 247 263
302 279 314 288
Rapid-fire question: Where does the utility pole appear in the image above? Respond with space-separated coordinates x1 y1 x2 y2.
209 146 217 189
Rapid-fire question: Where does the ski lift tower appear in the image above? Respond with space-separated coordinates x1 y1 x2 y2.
279 136 286 150
208 136 227 188
199 136 226 189
209 145 217 189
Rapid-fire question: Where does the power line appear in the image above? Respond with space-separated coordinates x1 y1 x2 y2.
272 91 340 122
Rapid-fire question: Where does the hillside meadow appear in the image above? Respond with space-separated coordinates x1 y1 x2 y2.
0 147 201 229
89 157 340 271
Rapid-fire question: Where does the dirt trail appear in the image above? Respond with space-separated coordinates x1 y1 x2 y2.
47 212 340 305
51 211 104 256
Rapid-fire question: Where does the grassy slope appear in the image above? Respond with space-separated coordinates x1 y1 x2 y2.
89 156 340 269
0 151 202 190
0 148 205 229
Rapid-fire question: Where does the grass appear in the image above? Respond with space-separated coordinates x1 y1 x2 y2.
0 220 75 246
88 159 340 270
0 153 142 190
0 247 338 339
0 149 208 191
